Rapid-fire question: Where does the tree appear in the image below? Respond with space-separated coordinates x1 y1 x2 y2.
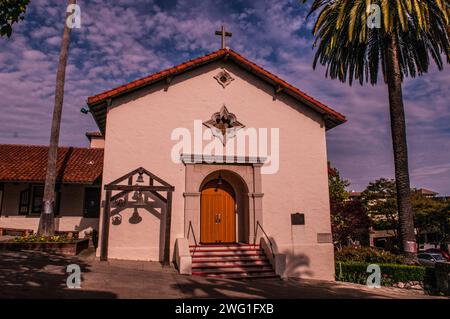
329 168 350 203
412 193 449 244
329 169 370 248
0 0 30 37
360 178 398 234
302 0 450 260
360 178 449 249
38 0 76 236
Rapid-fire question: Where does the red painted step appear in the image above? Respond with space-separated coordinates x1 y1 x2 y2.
192 270 278 279
190 244 279 280
193 268 274 275
192 256 269 263
191 252 266 258
192 260 270 267
201 273 279 279
193 262 271 269
191 245 264 251
190 247 261 253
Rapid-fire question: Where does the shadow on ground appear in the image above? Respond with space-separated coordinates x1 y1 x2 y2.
0 250 435 299
0 249 116 299
172 275 409 299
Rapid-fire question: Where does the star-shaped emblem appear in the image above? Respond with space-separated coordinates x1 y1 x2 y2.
203 105 245 145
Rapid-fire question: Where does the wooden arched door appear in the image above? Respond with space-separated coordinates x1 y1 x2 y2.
200 179 236 244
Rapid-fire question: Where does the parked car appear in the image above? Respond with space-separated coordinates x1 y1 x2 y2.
424 248 450 261
417 253 447 266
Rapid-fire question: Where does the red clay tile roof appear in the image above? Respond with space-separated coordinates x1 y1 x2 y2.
85 131 103 141
85 131 102 137
0 145 103 184
87 48 346 133
349 191 362 197
416 188 438 195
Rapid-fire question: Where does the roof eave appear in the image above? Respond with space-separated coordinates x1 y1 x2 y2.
225 52 346 129
86 48 347 132
87 53 227 133
0 179 101 185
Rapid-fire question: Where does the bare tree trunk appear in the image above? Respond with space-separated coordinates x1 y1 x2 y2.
37 0 76 236
385 34 417 261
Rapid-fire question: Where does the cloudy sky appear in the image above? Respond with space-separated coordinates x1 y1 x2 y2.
0 0 449 194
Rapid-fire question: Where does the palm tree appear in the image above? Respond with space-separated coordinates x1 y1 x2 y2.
38 0 77 236
302 0 449 260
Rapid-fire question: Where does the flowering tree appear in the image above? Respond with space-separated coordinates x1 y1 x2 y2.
329 169 370 248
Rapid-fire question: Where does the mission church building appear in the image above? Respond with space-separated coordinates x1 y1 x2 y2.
0 38 345 280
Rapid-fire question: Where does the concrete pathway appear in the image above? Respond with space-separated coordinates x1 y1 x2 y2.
0 250 444 299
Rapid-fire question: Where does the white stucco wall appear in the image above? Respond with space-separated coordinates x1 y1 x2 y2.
0 183 99 237
89 137 105 149
98 61 335 280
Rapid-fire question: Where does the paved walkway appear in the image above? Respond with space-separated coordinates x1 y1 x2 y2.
0 249 443 299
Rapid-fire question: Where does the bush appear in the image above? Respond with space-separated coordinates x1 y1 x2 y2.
13 234 75 243
335 246 405 264
335 261 434 287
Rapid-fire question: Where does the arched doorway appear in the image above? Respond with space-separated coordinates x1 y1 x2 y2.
200 179 236 243
199 170 249 244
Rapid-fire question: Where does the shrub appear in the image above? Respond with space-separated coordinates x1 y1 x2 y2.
335 261 434 287
13 234 75 243
335 246 405 264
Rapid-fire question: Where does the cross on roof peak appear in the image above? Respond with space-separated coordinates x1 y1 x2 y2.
215 25 232 49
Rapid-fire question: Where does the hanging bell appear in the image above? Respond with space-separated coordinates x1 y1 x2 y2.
136 173 144 183
129 208 142 224
132 190 140 201
137 191 144 203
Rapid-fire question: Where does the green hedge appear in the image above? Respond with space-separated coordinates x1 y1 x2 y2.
335 261 434 286
335 246 405 264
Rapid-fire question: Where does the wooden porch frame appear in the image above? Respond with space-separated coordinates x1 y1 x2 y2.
100 167 174 265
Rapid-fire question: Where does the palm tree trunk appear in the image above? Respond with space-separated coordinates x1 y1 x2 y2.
385 34 417 261
37 0 76 236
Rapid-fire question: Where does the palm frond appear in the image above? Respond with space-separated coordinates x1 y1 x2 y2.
304 0 450 85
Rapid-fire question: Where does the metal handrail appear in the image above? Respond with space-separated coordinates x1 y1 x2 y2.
254 221 275 258
187 221 198 255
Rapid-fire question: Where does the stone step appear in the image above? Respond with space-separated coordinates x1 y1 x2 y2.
204 273 279 280
218 273 278 279
192 256 269 263
189 243 277 280
194 266 274 274
190 244 259 251
192 260 271 269
192 269 278 279
191 250 265 257
190 246 261 252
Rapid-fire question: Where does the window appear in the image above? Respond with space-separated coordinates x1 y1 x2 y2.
18 184 60 215
419 254 432 260
84 187 100 218
431 254 445 262
19 187 30 215
31 185 44 214
0 183 4 216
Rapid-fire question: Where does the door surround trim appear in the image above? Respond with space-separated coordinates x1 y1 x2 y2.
183 162 263 245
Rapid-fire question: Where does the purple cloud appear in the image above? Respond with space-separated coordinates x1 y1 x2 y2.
0 0 448 194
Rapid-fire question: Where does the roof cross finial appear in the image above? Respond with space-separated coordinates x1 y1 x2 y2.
215 25 232 49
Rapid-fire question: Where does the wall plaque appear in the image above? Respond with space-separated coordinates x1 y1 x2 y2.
317 233 332 243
